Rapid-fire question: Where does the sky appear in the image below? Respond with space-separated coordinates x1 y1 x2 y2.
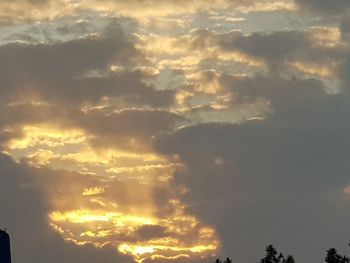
0 1 350 263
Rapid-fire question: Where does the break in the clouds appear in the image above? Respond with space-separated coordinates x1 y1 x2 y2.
1 1 350 263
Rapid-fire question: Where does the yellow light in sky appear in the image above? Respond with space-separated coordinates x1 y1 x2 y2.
118 242 218 263
50 211 111 223
49 206 219 262
50 210 156 226
6 119 220 263
82 187 105 196
289 62 335 78
6 124 86 150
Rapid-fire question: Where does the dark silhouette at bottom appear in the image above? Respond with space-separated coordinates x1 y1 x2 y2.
325 248 349 263
0 229 11 263
215 243 350 263
260 244 295 263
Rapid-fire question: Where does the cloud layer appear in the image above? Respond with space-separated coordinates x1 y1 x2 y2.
1 1 350 263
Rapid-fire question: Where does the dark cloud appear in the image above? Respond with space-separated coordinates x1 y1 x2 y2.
74 108 183 151
219 30 345 71
294 0 350 15
0 22 177 151
155 72 350 263
0 153 133 263
221 31 306 61
135 225 167 240
0 100 180 153
0 103 60 149
0 26 174 108
220 74 329 116
2 1 350 263
0 31 130 99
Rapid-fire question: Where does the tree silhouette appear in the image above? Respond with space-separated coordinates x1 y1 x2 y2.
260 245 294 263
260 245 284 263
213 243 350 263
284 255 295 263
325 248 349 263
215 257 233 263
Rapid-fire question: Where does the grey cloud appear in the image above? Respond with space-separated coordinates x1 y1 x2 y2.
294 0 350 15
0 23 177 150
221 31 306 61
68 72 175 107
189 29 219 50
219 30 345 71
75 108 183 151
5 0 49 4
220 74 328 117
0 101 180 153
0 26 174 108
0 0 51 8
0 31 131 98
135 225 167 240
155 73 350 263
0 103 62 149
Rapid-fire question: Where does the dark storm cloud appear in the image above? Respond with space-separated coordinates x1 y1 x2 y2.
220 74 327 115
0 30 131 100
0 22 177 151
219 30 346 70
0 153 133 263
135 225 167 240
75 108 183 151
0 26 174 108
221 31 307 61
155 72 350 263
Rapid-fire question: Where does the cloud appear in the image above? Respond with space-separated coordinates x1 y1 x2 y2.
219 29 345 75
0 20 175 108
135 225 167 240
155 72 350 263
0 28 134 101
0 153 133 263
2 1 350 262
71 108 183 152
294 0 350 15
0 21 179 152
0 0 72 23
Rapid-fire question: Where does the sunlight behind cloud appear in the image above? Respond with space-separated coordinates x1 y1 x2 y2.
1 1 347 263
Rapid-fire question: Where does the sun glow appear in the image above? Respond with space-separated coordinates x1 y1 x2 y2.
6 124 87 150
50 210 156 225
118 243 218 263
82 187 105 196
49 204 219 262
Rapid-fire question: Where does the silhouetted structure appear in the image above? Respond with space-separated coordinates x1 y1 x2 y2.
215 257 233 263
214 244 350 263
0 229 11 263
325 248 349 263
260 245 294 263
